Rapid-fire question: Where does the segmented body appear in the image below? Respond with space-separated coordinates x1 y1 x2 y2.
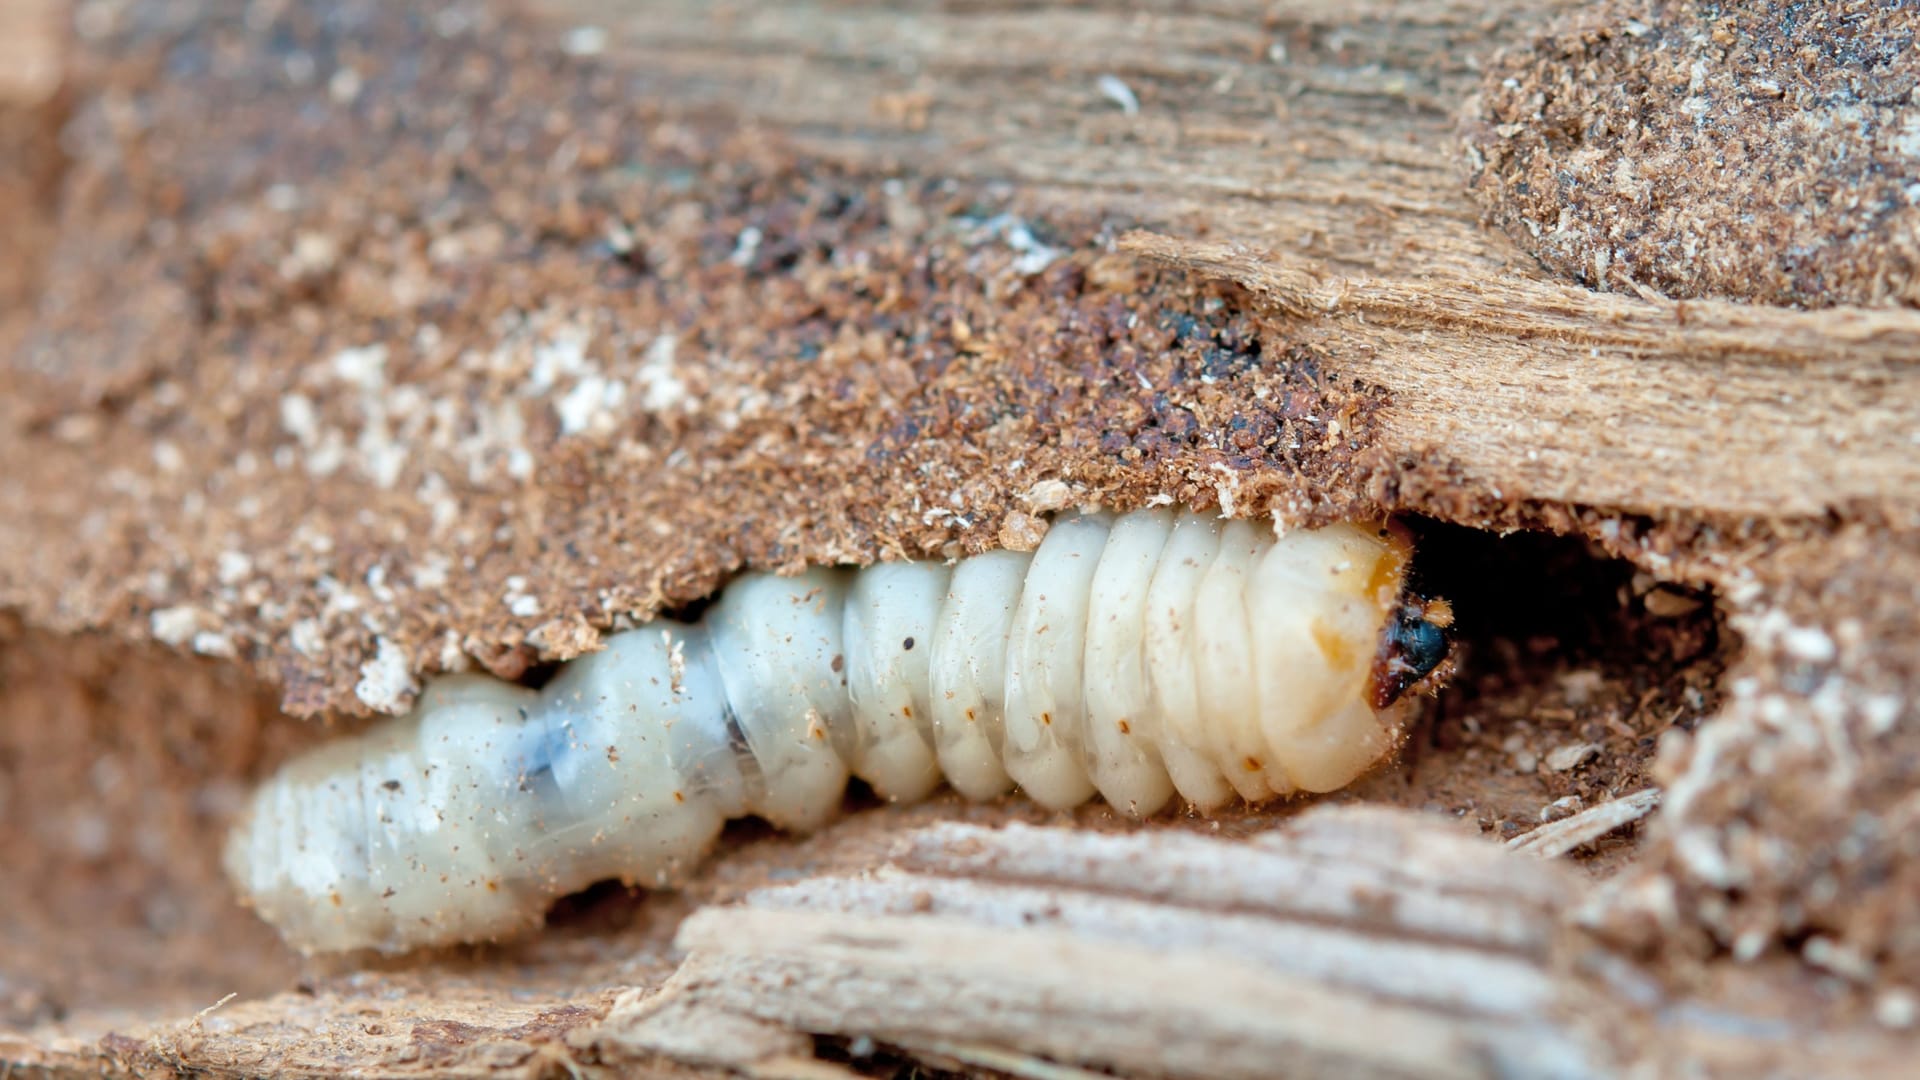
226 509 1422 953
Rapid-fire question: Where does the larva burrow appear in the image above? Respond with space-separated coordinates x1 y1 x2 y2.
225 508 1452 954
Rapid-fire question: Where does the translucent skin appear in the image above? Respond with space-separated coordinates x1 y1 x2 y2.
225 510 1413 954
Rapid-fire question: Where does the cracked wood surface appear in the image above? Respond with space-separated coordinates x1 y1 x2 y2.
5 1 1920 1077
537 0 1920 520
598 813 1908 1080
11 811 1913 1078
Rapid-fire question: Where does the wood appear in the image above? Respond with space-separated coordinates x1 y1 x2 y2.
533 0 1920 519
603 810 1591 1080
5 1 1919 1076
596 812 1909 1079
14 812 1912 1078
1124 233 1920 517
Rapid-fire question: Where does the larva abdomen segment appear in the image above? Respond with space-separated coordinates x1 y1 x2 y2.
226 508 1428 953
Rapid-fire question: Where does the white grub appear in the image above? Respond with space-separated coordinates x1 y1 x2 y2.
226 509 1422 953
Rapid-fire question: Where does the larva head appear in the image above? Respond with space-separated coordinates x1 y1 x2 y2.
1369 595 1454 709
1267 519 1451 714
1330 519 1452 712
1367 511 1451 714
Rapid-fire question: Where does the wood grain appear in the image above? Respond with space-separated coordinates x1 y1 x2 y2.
602 809 1600 1080
533 0 1920 519
5 2 1918 1075
597 812 1912 1080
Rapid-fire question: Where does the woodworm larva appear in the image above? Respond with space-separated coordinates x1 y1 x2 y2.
225 508 1453 953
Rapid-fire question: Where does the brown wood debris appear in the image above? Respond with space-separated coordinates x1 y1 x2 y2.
1464 0 1920 308
3 0 1919 1076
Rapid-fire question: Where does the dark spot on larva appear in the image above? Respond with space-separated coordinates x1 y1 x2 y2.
673 791 686 803
902 636 915 650
831 654 844 673
486 880 500 893
606 746 619 763
381 778 402 792
901 705 913 719
1370 598 1455 709
381 887 396 899
1117 719 1132 734
965 708 977 722
330 892 343 907
1243 756 1262 772
1041 712 1053 725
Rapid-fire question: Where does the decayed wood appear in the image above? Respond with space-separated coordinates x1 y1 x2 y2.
532 0 1920 520
1124 234 1920 518
595 810 1916 1080
5 1 1918 1076
601 808 1601 1080
17 809 1910 1080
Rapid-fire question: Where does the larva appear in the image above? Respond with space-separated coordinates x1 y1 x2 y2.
225 508 1451 954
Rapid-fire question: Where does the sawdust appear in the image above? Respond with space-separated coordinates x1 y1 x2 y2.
0 1 1386 724
4 0 1920 1073
1463 0 1920 308
1595 522 1920 989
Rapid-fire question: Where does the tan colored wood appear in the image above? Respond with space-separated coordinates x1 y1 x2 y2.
593 811 1913 1080
532 0 1920 519
5 1 1918 1076
601 809 1595 1080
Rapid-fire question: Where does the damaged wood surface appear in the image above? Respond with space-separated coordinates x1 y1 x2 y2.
612 811 1595 1080
3 0 1913 710
601 813 1910 1080
4 0 1920 1077
546 0 1920 519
